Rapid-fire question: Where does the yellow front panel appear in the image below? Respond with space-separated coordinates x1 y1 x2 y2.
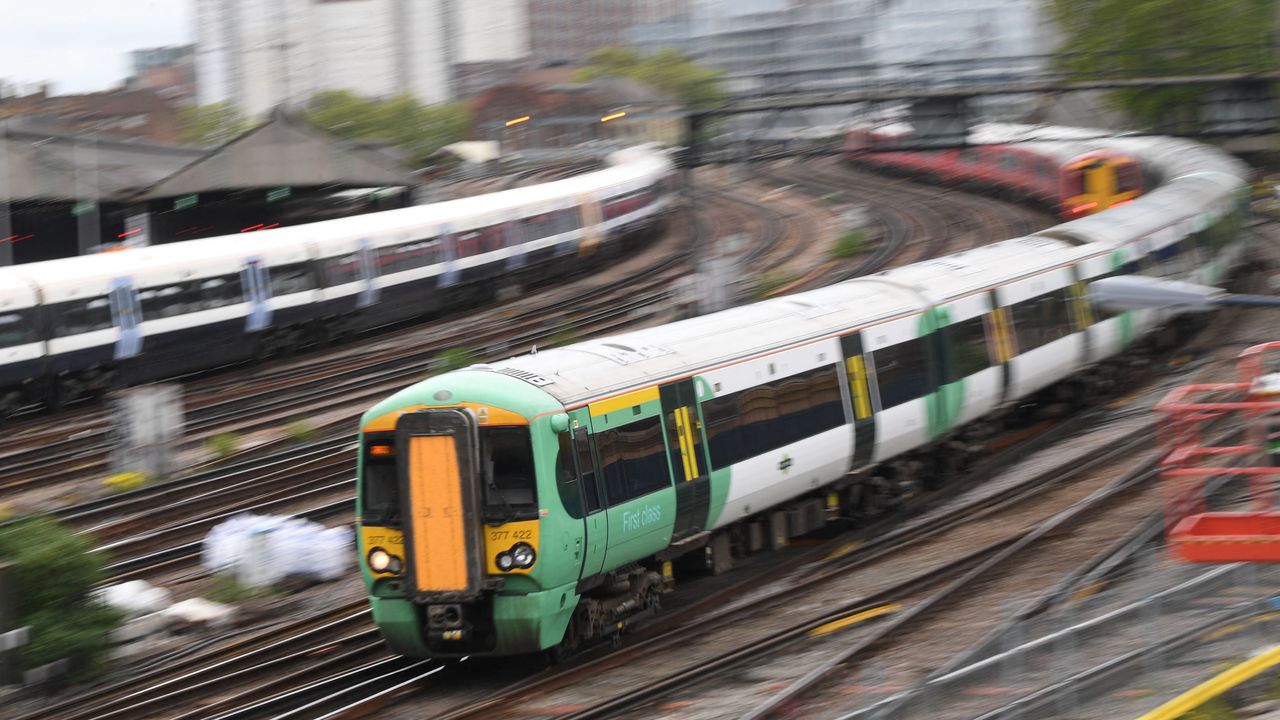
483 519 541 575
408 435 469 592
360 525 405 578
363 402 525 433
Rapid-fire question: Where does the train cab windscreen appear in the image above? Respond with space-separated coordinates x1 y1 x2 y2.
361 432 401 526
481 427 539 522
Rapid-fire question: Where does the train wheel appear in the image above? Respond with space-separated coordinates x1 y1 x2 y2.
547 608 586 664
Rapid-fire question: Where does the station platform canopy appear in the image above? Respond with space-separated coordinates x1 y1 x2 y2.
135 109 417 201
0 121 203 203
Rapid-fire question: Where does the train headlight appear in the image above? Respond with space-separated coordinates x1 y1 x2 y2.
367 547 396 573
511 543 536 569
496 552 515 571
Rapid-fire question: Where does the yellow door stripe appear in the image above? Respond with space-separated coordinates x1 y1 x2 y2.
590 386 660 417
808 604 901 637
1071 281 1094 329
846 356 872 419
680 407 698 480
991 308 1014 363
684 407 703 478
673 407 695 481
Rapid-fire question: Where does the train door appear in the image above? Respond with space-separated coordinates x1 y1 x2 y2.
356 238 379 308
578 193 603 257
987 290 1015 405
661 378 710 540
840 332 876 471
505 219 527 270
571 422 608 578
241 258 272 331
108 278 142 360
440 225 458 287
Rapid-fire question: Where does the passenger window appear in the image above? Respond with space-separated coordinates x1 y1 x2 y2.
574 428 602 513
272 263 314 295
197 275 243 309
599 417 670 507
942 316 991 383
555 433 583 519
0 309 36 348
55 296 113 336
456 230 483 257
323 254 361 287
139 283 190 320
377 238 438 274
872 337 932 408
701 365 846 470
1011 288 1074 352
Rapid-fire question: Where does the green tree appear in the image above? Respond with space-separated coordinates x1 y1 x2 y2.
1048 0 1276 131
574 46 729 109
0 516 121 677
304 90 470 165
178 102 251 146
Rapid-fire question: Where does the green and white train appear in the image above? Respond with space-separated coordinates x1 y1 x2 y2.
356 127 1251 657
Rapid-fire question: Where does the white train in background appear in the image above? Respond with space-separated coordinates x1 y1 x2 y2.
0 147 677 416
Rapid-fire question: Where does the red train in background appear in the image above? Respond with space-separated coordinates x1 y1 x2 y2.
843 124 1144 220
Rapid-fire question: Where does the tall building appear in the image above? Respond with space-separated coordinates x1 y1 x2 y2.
698 1 877 94
130 45 198 107
196 0 453 117
453 0 530 98
875 0 1046 67
526 0 640 66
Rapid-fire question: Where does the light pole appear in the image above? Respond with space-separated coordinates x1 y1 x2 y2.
1089 275 1280 313
0 122 10 266
503 115 530 155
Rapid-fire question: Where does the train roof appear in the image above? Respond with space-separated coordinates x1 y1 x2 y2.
485 126 1250 408
485 279 924 407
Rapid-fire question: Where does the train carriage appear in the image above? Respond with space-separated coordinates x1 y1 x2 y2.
845 123 1148 221
0 146 676 414
358 128 1251 659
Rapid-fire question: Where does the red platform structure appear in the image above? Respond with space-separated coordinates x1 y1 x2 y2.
1156 342 1280 563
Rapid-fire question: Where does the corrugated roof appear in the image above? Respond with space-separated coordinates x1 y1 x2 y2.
136 109 417 200
0 122 203 202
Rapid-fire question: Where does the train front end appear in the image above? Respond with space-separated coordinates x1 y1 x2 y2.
356 370 575 658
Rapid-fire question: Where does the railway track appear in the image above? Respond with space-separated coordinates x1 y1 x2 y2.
757 157 1055 294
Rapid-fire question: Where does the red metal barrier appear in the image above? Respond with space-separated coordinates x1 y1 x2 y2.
1156 342 1280 562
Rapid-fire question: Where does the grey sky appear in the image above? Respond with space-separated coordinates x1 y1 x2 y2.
0 0 192 94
